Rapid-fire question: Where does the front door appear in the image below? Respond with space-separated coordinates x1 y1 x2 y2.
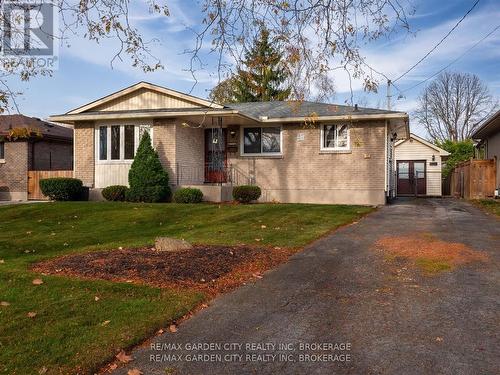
205 128 227 183
397 160 426 196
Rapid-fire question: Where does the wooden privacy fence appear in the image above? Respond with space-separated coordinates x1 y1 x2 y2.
450 159 496 199
28 170 73 200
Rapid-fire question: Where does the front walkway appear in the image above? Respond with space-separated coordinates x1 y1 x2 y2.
116 198 500 375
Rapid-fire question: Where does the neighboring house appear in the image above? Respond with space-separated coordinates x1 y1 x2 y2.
472 109 500 190
0 115 73 201
49 82 409 205
394 133 450 197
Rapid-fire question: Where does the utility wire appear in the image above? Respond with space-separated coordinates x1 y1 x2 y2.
393 0 481 83
402 24 500 93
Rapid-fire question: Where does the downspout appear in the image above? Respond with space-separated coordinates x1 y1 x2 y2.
384 120 388 199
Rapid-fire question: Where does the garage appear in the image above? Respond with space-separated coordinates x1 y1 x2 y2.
395 134 450 197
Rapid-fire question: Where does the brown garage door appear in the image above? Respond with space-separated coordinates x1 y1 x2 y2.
397 160 426 196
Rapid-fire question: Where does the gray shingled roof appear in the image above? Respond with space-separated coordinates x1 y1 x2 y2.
0 115 73 140
226 101 403 119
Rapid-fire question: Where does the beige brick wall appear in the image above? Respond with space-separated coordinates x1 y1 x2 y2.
153 119 176 183
0 141 28 200
73 121 95 187
175 125 204 184
227 121 387 205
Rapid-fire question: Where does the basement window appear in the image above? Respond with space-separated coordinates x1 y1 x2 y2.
242 126 282 155
0 142 4 160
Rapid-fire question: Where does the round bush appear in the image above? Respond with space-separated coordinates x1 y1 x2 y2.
126 185 172 203
39 178 83 201
232 185 261 203
173 188 203 203
101 185 128 201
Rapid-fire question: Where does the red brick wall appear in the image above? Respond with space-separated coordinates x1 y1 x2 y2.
0 141 28 200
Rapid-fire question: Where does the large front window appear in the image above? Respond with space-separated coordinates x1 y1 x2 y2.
321 124 349 150
243 127 281 155
98 124 151 162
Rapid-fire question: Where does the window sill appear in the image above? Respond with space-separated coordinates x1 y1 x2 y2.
239 154 283 159
319 149 352 154
0 159 5 164
96 160 134 165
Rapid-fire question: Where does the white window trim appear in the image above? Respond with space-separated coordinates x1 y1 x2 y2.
95 123 153 164
320 124 350 151
240 125 283 157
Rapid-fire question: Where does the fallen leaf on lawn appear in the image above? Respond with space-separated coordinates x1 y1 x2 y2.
32 279 44 285
50 232 56 236
435 337 443 342
101 320 111 326
274 246 281 250
255 238 262 242
169 324 177 333
1 301 10 307
201 304 209 309
116 351 133 363
27 312 37 318
127 369 143 375
261 225 267 229
0 259 4 263
38 367 48 374
94 296 100 301
26 231 32 235
118 246 123 250
109 363 118 371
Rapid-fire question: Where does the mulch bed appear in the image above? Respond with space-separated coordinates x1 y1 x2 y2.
32 245 298 296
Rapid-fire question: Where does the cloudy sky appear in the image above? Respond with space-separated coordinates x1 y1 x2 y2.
5 0 500 136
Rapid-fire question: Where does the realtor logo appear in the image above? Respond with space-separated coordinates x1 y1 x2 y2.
0 1 58 68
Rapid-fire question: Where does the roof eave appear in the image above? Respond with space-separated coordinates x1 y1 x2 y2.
259 113 408 123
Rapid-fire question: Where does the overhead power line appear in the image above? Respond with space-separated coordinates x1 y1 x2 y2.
393 0 482 83
402 24 500 93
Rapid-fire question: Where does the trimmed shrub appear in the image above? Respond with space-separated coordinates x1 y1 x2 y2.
102 185 128 201
232 185 261 203
39 178 83 201
127 132 171 203
173 188 203 203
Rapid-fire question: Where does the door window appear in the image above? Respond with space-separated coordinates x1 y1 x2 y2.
414 162 425 179
398 162 409 179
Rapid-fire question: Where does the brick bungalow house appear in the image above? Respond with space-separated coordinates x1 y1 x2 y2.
49 82 409 205
0 115 73 200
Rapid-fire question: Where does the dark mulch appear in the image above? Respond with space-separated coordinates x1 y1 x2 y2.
32 245 297 295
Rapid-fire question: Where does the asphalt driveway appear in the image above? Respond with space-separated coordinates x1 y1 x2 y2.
116 198 499 375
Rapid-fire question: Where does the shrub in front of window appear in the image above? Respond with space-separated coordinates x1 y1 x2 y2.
173 188 204 203
126 132 171 203
102 185 128 201
233 185 262 203
39 178 83 201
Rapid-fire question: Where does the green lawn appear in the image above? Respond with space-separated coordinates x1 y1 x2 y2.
473 199 500 217
0 202 372 374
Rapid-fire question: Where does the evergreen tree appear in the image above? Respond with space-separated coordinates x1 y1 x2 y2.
127 131 171 202
233 28 291 102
